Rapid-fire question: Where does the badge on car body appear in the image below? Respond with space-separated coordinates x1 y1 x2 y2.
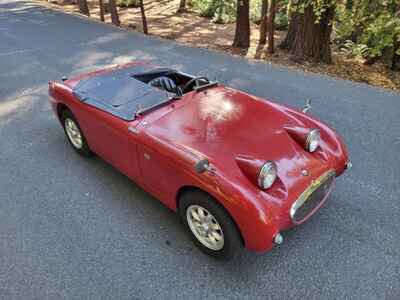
301 169 309 176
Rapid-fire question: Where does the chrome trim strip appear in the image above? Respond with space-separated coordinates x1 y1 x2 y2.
290 169 336 222
128 126 139 134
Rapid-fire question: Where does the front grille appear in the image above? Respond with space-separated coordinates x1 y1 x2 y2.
290 170 335 224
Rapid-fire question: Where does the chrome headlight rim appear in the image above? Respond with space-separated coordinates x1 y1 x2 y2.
258 160 277 190
305 128 320 152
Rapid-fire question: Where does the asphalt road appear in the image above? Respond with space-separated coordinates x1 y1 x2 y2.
1 1 399 299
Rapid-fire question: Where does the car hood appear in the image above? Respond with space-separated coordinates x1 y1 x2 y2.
143 86 330 182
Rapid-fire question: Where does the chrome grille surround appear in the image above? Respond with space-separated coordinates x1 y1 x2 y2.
290 169 336 224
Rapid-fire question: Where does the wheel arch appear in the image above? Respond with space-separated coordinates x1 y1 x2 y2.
57 103 70 121
176 185 245 246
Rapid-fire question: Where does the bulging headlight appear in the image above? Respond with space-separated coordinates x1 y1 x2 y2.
305 128 320 152
258 161 277 190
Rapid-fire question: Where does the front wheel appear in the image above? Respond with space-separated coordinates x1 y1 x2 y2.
179 190 242 259
60 109 93 157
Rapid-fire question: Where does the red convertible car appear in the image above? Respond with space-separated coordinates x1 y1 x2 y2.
48 61 350 259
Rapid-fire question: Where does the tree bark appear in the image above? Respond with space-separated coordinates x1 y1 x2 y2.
109 0 120 26
177 0 186 13
267 0 276 53
391 0 400 70
99 0 105 22
232 0 250 48
259 0 268 45
279 12 298 49
139 0 148 34
391 51 400 70
77 0 90 16
280 2 335 64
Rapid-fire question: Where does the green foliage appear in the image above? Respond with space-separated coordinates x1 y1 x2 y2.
335 0 400 61
190 0 289 28
117 0 140 8
249 0 262 23
291 0 336 23
249 0 289 29
191 0 236 23
275 10 289 30
334 5 355 42
341 40 369 57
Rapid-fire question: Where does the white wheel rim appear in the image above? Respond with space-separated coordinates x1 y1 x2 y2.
65 118 83 149
186 205 224 251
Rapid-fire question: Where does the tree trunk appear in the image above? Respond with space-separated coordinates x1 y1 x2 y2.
139 0 148 34
177 0 186 13
280 3 335 64
109 0 120 26
391 37 400 70
391 0 400 70
279 12 297 49
259 0 268 45
77 0 90 16
232 0 250 48
267 0 276 53
99 0 105 22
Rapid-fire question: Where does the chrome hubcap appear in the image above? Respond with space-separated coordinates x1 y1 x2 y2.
186 205 224 251
65 118 83 149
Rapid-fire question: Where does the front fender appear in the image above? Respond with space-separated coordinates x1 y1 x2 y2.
281 105 349 176
193 170 280 252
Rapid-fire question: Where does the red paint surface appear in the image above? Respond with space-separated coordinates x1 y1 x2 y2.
48 63 349 252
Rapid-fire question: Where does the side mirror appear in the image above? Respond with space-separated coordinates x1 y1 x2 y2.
194 158 211 174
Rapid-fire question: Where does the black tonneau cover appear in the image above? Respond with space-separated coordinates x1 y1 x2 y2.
73 65 175 121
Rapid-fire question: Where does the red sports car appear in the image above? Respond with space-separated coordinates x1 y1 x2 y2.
48 61 350 259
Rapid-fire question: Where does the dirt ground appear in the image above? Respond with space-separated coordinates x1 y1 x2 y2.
36 0 400 90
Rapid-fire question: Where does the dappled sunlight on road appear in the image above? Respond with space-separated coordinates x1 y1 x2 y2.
0 86 47 124
0 96 34 119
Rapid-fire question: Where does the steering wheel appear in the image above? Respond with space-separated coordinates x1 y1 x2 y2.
181 76 210 94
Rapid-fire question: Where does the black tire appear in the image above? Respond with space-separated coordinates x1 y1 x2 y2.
60 109 93 157
179 190 242 259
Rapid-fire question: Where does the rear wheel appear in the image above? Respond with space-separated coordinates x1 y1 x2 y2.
179 190 242 259
60 109 92 157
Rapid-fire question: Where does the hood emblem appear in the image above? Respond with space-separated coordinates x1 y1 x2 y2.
301 169 309 176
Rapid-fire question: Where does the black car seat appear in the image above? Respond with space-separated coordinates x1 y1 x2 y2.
149 76 178 94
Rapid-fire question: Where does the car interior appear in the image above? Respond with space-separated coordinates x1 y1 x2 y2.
132 68 213 96
73 67 218 121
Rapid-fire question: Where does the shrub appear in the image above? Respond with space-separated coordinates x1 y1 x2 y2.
275 11 288 30
192 0 236 24
334 1 400 61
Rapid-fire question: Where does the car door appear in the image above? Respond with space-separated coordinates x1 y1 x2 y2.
75 103 141 181
136 143 180 208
